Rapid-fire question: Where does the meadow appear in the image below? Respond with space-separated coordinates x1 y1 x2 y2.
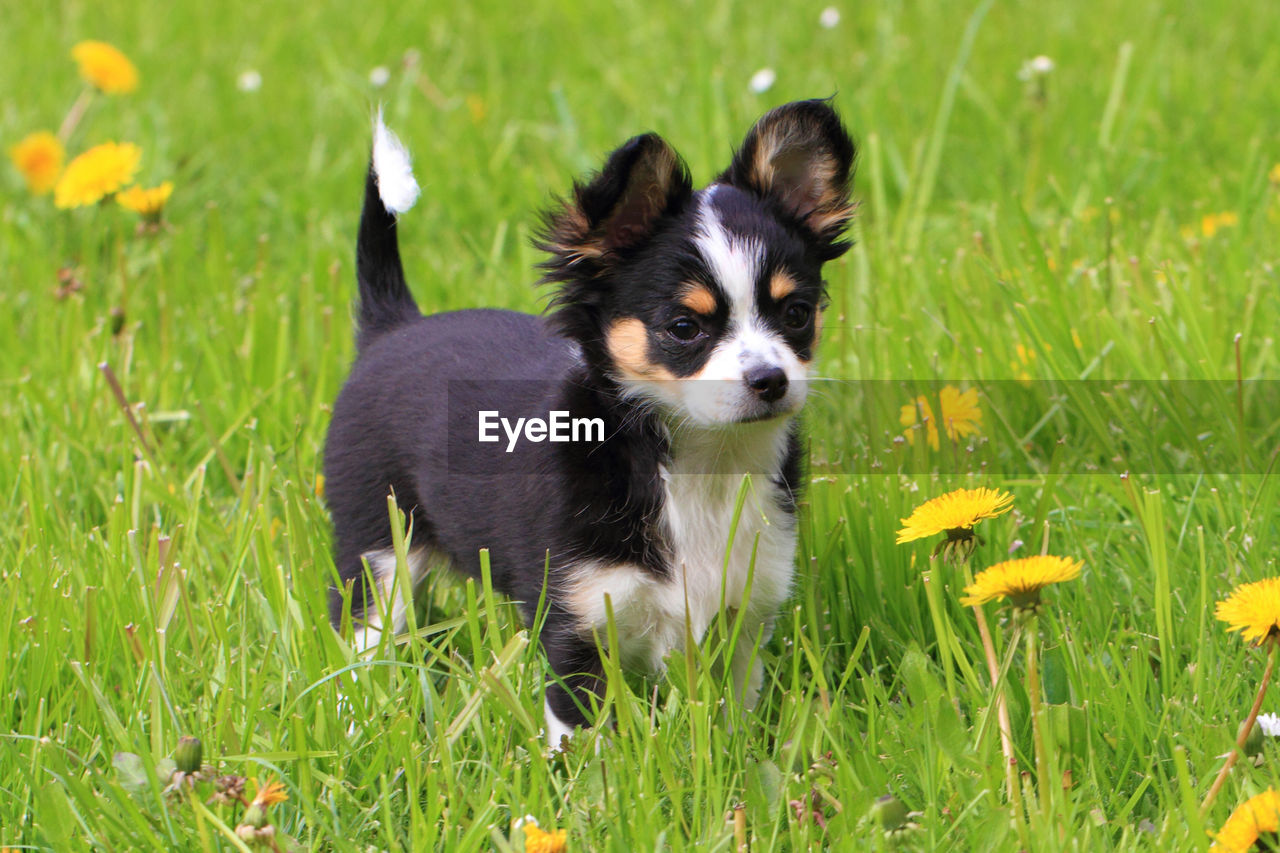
2 0 1279 849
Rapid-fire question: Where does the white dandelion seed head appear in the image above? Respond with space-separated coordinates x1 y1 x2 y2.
748 67 777 94
1258 713 1280 737
236 69 262 93
819 7 841 28
1018 55 1055 81
369 66 391 88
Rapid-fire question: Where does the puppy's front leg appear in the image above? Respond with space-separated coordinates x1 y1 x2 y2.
542 628 605 750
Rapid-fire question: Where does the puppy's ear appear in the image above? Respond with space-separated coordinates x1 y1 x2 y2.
538 133 692 266
538 134 692 349
719 99 856 259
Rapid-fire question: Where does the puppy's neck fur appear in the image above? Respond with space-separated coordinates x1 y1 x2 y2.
662 413 795 479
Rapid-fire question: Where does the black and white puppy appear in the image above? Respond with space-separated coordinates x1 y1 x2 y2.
325 100 856 746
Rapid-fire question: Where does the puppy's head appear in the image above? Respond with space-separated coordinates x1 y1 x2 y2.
538 99 856 427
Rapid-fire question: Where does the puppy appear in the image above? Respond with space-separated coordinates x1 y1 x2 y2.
325 100 856 746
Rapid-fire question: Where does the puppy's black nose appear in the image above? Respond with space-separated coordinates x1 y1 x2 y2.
745 366 788 403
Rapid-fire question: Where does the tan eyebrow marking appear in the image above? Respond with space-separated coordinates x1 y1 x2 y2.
770 271 797 301
678 283 718 316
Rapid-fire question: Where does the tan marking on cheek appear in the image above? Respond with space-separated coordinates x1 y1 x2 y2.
679 284 717 316
770 272 797 301
606 318 677 382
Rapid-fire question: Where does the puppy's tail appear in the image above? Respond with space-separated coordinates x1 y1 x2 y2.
355 110 421 350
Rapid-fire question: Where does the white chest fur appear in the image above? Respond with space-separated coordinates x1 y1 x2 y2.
565 421 797 672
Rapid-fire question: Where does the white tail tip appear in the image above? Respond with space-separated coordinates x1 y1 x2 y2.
372 109 420 215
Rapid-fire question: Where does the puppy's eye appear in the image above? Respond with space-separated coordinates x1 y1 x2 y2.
666 317 703 342
783 302 813 331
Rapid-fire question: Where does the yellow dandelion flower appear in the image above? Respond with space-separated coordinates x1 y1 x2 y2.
960 555 1082 609
896 487 1013 561
117 181 173 217
1270 164 1280 185
1216 578 1280 645
899 385 982 450
523 823 568 853
54 141 142 209
71 40 139 94
252 777 289 807
8 131 65 195
1212 789 1280 853
1200 211 1240 239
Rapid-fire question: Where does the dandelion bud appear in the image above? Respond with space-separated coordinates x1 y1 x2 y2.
871 795 910 832
242 802 269 829
1239 719 1265 758
173 736 203 773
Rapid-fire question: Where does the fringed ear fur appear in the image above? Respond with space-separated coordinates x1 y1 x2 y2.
536 133 692 344
718 99 857 259
537 133 692 267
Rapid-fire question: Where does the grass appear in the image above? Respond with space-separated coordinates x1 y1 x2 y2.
2 0 1279 849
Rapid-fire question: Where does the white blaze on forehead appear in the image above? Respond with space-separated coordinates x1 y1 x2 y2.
694 188 763 326
693 187 789 368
